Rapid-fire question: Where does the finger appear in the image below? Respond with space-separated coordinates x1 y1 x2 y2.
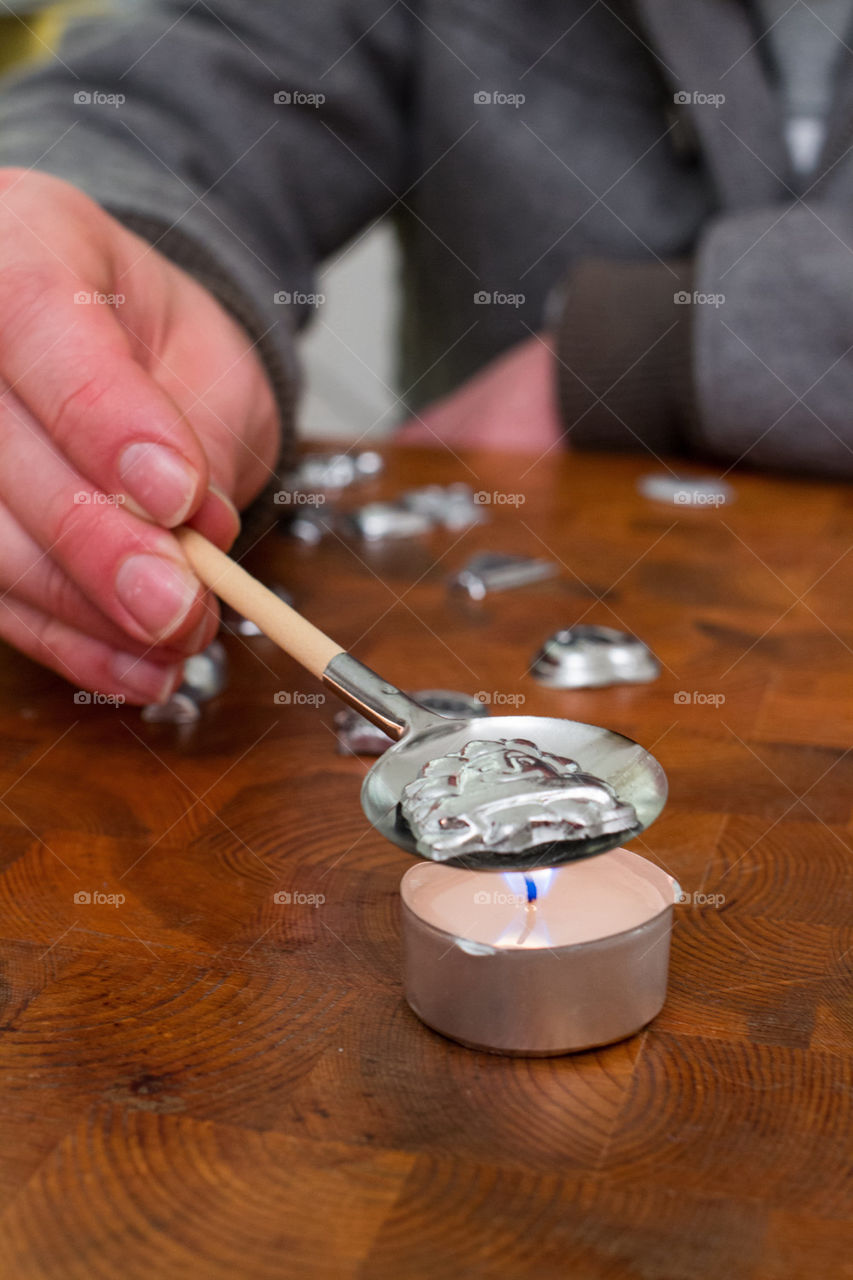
187 485 242 551
0 268 209 526
0 593 183 705
0 384 217 648
0 502 220 658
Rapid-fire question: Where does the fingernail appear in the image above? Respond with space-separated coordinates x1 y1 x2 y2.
115 554 199 641
207 485 241 544
183 599 220 653
113 653 182 703
118 443 199 526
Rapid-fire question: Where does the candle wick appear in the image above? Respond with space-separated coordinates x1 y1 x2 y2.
514 885 535 947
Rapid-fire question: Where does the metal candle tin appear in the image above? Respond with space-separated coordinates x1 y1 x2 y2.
400 849 678 1056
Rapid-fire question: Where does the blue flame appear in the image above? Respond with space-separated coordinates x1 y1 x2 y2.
502 868 555 901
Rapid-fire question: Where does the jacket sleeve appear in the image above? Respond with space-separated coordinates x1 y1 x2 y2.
554 201 853 477
689 201 853 476
0 0 413 436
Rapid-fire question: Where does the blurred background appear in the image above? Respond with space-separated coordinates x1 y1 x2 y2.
298 223 401 443
0 0 400 444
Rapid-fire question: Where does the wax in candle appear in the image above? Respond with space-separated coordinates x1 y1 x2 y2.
400 849 674 951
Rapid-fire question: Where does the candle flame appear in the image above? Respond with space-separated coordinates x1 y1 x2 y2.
502 868 555 901
496 867 557 948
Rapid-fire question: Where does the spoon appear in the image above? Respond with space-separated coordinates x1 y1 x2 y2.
178 529 667 871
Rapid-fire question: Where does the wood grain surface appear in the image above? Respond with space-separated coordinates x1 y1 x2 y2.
0 446 851 1279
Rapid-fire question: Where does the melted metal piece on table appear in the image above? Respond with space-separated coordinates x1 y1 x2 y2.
141 691 201 725
141 639 228 724
400 484 485 531
345 483 484 541
181 639 228 701
345 501 434 541
637 474 733 507
280 450 384 492
281 510 329 544
335 689 490 756
400 737 638 859
449 553 558 600
531 624 660 689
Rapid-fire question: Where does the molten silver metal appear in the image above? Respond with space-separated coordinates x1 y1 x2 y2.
400 738 638 860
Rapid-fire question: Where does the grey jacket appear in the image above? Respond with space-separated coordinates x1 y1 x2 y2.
0 0 851 475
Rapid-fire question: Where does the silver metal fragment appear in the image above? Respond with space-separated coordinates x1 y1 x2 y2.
531 625 660 689
637 474 733 507
400 737 639 859
449 553 559 600
400 483 485 531
181 639 228 701
345 501 434 541
282 510 328 544
141 691 201 725
281 450 384 492
141 639 228 724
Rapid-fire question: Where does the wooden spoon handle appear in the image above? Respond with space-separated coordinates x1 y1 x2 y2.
177 528 343 680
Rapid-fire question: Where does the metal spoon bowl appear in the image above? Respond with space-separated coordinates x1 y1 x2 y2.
324 655 667 871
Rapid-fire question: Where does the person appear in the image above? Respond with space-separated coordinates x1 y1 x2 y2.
0 0 851 702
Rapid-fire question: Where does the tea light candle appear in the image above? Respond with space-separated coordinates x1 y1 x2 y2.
400 848 678 1055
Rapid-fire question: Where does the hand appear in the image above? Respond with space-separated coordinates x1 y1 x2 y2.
396 333 562 452
0 169 280 703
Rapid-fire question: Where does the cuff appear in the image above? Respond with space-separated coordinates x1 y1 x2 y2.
554 257 697 455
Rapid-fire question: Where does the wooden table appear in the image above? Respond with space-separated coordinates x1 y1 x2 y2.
0 446 851 1279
